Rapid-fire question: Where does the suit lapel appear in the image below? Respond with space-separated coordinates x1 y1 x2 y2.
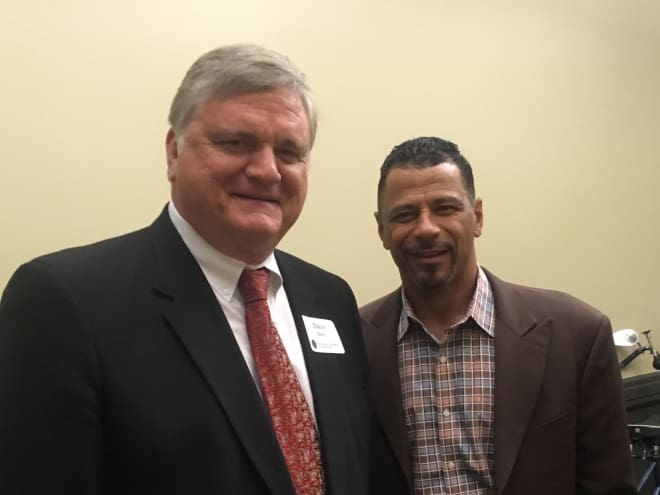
275 252 356 495
487 271 553 495
148 211 296 495
363 291 413 492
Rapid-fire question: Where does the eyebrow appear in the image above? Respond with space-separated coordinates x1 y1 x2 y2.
276 137 309 154
430 196 463 206
387 203 418 219
386 195 465 217
207 129 254 140
207 129 309 154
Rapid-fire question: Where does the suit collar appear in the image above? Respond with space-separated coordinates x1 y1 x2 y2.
147 209 297 495
484 267 540 337
167 201 287 302
276 251 364 495
362 290 414 492
485 269 553 495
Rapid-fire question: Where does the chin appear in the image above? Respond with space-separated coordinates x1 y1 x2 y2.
416 269 455 290
416 278 448 291
240 220 293 245
232 214 281 234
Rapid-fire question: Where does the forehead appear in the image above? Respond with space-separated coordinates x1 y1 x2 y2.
192 89 310 142
381 162 468 206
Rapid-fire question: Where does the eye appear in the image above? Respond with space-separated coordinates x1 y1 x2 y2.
390 210 418 223
209 133 257 153
275 146 303 164
433 203 461 216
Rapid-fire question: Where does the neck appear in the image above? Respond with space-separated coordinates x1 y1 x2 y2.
404 265 479 339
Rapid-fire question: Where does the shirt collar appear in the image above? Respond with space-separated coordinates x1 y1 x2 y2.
167 202 283 301
397 265 495 343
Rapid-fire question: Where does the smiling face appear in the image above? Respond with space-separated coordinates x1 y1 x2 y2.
166 88 310 264
376 162 483 296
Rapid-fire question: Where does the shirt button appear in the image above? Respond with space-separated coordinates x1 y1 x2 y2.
439 355 447 364
443 408 450 417
448 461 456 469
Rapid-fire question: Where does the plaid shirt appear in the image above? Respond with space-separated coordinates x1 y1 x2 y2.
398 266 496 495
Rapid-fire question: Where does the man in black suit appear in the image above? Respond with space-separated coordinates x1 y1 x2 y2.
0 44 369 495
361 137 635 494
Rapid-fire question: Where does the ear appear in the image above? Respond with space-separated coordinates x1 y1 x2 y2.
165 128 179 182
473 197 484 238
375 211 389 250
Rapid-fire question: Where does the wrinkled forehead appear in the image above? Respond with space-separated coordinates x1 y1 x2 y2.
186 89 311 145
196 86 315 144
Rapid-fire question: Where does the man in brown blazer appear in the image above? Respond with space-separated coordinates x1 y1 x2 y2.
361 136 635 495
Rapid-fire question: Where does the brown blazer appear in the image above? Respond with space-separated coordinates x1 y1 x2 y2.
360 268 635 495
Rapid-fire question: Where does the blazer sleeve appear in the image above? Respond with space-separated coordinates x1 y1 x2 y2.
575 314 636 495
0 261 103 494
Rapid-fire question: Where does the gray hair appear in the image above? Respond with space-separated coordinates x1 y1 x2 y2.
168 44 317 148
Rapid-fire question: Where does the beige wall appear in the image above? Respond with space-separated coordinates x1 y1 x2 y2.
2 0 659 377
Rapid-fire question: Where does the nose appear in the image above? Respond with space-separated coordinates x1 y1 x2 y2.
413 210 440 238
245 146 281 183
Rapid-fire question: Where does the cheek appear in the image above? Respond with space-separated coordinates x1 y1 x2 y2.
283 168 308 199
183 165 219 193
199 160 241 192
383 226 408 251
297 175 308 199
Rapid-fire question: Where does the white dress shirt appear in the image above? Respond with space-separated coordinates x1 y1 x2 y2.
168 202 317 425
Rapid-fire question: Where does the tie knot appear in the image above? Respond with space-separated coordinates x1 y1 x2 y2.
238 268 270 303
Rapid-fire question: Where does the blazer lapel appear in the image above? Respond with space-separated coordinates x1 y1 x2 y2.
275 252 358 495
486 270 553 495
363 291 413 491
148 211 296 495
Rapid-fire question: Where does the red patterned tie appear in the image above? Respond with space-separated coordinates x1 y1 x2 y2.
238 268 325 495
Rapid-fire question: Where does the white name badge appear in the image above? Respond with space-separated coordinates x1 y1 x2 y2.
302 316 345 354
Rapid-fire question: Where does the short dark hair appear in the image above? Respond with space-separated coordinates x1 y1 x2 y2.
377 136 475 210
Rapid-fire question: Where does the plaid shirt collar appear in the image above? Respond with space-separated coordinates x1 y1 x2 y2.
397 265 495 343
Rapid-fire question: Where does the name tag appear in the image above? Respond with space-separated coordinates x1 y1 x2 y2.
302 316 345 354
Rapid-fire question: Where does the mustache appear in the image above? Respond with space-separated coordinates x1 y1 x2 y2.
403 240 455 256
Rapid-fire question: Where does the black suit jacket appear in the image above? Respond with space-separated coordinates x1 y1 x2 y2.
0 208 369 495
361 268 635 495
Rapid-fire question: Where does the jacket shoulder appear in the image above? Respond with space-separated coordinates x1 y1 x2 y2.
28 226 151 281
275 250 352 292
358 290 401 327
485 268 607 326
